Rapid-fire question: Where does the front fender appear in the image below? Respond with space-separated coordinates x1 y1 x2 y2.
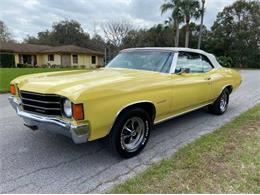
84 90 171 141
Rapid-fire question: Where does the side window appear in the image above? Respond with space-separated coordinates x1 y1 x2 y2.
201 55 213 72
175 52 203 73
161 53 173 73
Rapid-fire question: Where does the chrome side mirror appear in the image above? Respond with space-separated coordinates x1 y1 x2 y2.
176 68 190 75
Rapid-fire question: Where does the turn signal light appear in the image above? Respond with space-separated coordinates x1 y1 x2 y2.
72 103 84 120
10 85 16 95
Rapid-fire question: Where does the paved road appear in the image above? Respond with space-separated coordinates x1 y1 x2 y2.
0 70 260 193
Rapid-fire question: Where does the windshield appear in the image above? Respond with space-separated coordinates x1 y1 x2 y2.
106 51 173 73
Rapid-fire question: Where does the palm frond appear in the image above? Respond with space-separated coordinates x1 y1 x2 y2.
161 2 174 15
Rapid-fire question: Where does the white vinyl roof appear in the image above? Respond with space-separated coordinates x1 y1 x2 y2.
122 47 222 68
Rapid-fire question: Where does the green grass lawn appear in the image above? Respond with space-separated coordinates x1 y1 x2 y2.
110 104 260 194
0 68 85 93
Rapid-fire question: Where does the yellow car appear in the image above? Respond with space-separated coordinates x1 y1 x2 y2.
9 48 242 158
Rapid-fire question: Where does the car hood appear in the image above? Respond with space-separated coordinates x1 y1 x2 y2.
13 68 170 102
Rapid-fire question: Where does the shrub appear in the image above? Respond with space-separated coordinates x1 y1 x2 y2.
0 53 15 67
17 63 34 68
40 64 48 68
50 64 57 68
217 56 233 68
96 65 104 68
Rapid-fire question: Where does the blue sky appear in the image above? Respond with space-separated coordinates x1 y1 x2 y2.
0 0 236 42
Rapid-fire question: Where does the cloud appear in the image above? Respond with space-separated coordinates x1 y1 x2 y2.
204 0 236 28
0 0 236 42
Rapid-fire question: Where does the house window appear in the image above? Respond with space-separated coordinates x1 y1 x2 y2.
73 54 78 64
48 54 54 61
91 56 96 64
22 55 32 64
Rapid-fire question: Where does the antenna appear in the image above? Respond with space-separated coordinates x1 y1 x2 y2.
93 21 97 35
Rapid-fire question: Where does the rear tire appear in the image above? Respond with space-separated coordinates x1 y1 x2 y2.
209 89 230 115
108 108 151 158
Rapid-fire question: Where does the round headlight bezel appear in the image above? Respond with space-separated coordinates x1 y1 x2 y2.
63 99 72 118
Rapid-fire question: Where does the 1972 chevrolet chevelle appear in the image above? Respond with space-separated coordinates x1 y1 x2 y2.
9 48 242 158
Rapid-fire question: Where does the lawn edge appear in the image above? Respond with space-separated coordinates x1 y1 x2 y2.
109 104 260 193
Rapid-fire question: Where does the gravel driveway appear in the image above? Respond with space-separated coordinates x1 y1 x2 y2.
0 70 260 193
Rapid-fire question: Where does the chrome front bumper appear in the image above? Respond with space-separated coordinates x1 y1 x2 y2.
8 96 89 144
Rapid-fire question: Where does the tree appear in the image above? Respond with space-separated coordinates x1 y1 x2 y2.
179 0 201 47
50 20 90 46
161 0 183 47
198 0 206 49
24 20 105 52
102 20 133 48
24 20 90 47
179 22 208 48
122 29 145 48
88 34 105 52
122 24 175 48
25 31 52 45
0 20 13 42
210 0 260 68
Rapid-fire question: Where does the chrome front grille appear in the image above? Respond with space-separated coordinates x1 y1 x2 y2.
20 91 62 116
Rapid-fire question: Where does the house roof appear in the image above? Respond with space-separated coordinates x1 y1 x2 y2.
41 45 104 56
0 42 52 53
0 42 104 56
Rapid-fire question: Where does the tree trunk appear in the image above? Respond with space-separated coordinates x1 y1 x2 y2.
198 1 205 49
185 21 190 48
175 19 180 47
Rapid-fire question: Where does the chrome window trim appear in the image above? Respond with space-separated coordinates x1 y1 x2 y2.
170 51 218 74
107 50 177 74
122 47 223 68
200 53 215 69
169 52 179 74
107 49 221 74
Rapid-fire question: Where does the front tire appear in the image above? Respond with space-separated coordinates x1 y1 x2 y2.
109 108 151 158
209 89 230 115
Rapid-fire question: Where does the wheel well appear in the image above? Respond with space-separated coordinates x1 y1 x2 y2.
225 85 233 94
118 102 156 122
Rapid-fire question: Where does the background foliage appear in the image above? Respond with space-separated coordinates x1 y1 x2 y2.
0 53 15 67
0 0 259 68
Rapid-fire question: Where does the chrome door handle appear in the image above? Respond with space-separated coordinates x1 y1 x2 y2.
205 77 212 81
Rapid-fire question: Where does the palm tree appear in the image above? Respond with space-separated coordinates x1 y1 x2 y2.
179 0 201 47
164 17 174 27
161 0 183 47
198 0 206 49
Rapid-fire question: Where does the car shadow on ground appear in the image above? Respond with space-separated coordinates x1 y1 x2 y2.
31 106 210 161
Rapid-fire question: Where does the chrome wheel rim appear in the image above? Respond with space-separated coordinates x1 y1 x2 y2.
220 93 228 112
120 117 145 152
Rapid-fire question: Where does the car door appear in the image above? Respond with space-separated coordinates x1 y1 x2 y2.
170 51 213 113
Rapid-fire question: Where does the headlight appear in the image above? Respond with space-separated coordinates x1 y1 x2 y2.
63 99 72 118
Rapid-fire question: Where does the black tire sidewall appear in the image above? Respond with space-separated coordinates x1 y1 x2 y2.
109 108 151 158
218 90 229 114
210 89 230 115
